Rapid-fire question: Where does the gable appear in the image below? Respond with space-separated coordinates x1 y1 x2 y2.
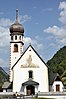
49 73 62 85
12 44 48 69
55 76 61 81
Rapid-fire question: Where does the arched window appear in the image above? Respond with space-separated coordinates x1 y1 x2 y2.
15 36 17 40
14 44 18 52
28 70 33 79
11 36 13 40
19 36 21 40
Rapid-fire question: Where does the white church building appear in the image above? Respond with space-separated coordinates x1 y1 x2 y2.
2 10 64 95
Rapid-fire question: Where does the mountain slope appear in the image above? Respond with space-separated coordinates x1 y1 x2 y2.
47 46 66 75
3 67 9 74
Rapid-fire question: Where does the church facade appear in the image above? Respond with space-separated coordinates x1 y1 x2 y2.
9 10 49 95
11 44 49 94
2 10 64 94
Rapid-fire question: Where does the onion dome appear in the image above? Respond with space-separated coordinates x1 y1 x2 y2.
10 9 24 35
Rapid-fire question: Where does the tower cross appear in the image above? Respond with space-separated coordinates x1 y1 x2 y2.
16 9 19 23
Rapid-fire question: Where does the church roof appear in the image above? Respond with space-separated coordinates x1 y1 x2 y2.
2 81 12 89
49 73 62 85
11 44 48 69
22 79 39 86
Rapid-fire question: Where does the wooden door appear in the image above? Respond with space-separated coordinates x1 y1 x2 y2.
56 85 60 91
26 85 35 95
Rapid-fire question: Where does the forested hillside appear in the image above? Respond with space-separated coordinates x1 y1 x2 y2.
47 46 66 76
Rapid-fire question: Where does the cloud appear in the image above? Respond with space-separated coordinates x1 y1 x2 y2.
24 37 31 45
0 57 9 67
42 8 53 12
0 18 12 48
0 12 4 15
0 58 6 67
0 17 13 67
60 38 66 44
24 36 43 51
14 14 31 24
44 1 66 45
23 15 31 20
21 15 31 23
33 6 37 9
59 1 66 24
41 8 53 14
0 28 10 48
35 22 39 25
49 43 56 47
44 25 66 38
0 58 4 66
46 36 54 40
44 25 66 44
0 18 13 27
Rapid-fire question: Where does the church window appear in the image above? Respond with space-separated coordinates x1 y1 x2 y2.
11 36 13 40
15 36 17 40
14 44 18 52
28 70 33 79
19 36 21 40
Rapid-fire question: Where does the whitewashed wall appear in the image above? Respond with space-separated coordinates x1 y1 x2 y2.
53 81 63 92
12 46 49 94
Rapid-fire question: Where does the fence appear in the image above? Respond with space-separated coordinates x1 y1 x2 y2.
0 92 36 99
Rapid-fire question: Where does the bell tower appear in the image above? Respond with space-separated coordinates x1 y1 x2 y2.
9 9 24 82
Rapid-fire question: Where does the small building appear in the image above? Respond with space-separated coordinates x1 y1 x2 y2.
2 81 12 92
49 73 64 92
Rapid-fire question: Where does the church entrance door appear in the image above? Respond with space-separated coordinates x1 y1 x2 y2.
26 85 35 95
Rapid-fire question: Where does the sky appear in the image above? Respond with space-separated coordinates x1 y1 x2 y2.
0 0 66 68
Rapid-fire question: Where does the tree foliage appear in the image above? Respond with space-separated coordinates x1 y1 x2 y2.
47 46 66 76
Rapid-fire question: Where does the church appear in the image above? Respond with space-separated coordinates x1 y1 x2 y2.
2 10 64 95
